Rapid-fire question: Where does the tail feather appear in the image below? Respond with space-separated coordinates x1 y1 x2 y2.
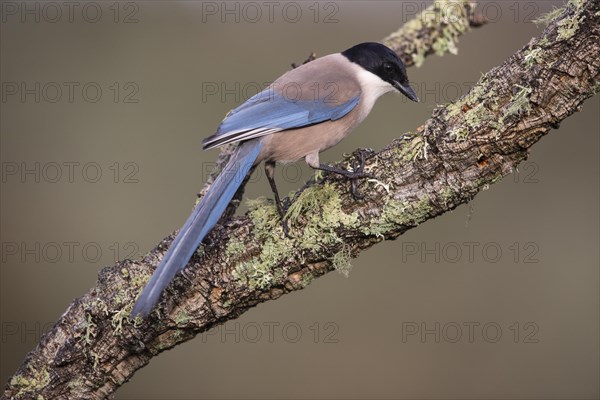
131 141 262 317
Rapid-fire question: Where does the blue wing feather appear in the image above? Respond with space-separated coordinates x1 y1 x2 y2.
203 88 360 149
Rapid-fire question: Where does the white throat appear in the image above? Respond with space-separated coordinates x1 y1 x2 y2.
347 61 395 120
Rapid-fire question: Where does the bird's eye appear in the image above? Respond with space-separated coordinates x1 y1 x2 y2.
383 63 393 73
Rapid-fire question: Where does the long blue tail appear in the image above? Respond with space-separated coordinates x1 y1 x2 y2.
131 140 262 317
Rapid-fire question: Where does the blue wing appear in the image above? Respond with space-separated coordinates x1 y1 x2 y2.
202 87 360 150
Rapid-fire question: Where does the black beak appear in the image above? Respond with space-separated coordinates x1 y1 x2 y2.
394 81 419 102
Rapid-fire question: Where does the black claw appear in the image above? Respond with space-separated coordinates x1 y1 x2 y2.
319 149 375 199
350 179 364 199
350 154 363 199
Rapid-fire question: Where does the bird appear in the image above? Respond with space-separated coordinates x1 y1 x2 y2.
131 42 418 317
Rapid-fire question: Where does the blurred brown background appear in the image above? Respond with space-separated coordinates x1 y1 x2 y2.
1 1 598 399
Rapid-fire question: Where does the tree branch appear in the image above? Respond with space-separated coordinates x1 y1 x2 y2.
4 0 599 399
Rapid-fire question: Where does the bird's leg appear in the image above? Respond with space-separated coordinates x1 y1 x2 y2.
312 150 374 199
265 161 290 237
349 149 372 199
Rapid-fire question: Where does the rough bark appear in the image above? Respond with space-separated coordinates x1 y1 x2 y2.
3 0 599 399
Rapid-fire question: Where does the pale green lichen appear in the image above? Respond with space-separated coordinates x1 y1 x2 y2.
285 184 343 224
440 187 456 207
100 267 149 334
152 330 185 352
367 178 391 193
67 377 87 391
385 0 471 67
111 306 133 336
448 126 470 142
300 273 315 288
235 184 361 289
253 269 274 288
432 28 459 56
232 257 274 289
473 173 504 191
132 314 143 328
285 183 359 251
465 102 493 127
446 78 490 123
84 313 97 345
174 309 191 325
557 13 583 40
593 81 600 95
331 245 352 277
246 197 281 239
556 0 586 40
569 0 584 9
447 85 495 141
130 270 150 289
233 199 295 289
412 52 426 68
225 236 246 261
446 102 463 118
523 47 543 68
10 365 50 398
533 6 564 26
195 245 205 257
90 298 109 316
237 182 431 288
397 135 429 161
362 196 432 238
91 352 100 371
260 238 292 267
447 79 531 139
491 174 503 185
500 85 532 126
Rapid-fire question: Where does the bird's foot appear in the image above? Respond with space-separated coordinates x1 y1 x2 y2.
349 149 375 199
318 149 375 199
